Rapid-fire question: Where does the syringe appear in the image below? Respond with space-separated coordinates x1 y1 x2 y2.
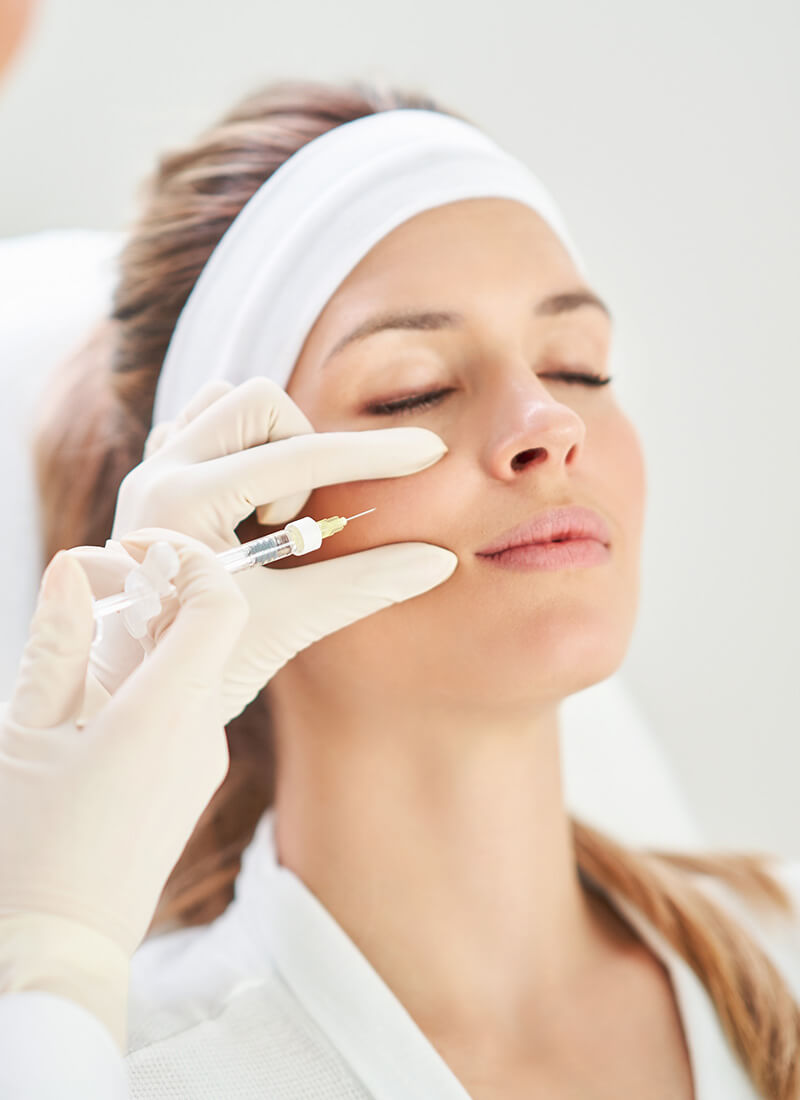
91 509 376 631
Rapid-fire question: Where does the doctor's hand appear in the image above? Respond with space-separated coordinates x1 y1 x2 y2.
76 377 457 727
0 534 250 1052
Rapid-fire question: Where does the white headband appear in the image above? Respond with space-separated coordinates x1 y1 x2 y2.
151 108 586 427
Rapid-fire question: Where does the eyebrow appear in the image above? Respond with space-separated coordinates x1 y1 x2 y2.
323 289 612 366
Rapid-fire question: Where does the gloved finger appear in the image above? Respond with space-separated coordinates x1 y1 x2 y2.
107 540 250 737
8 552 95 730
200 425 449 527
143 422 171 460
256 541 458 654
172 379 235 429
115 526 215 569
144 382 237 460
159 377 315 466
113 527 229 646
65 543 139 599
148 378 316 524
64 544 151 694
77 667 114 727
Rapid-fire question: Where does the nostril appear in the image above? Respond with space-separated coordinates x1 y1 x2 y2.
510 447 543 472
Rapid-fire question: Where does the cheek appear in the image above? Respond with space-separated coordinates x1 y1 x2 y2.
586 410 646 596
298 459 456 565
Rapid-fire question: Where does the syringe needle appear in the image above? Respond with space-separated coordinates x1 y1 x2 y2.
344 508 377 522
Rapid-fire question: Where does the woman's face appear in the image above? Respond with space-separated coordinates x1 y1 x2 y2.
260 198 646 708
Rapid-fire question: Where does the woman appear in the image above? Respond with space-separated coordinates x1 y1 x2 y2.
28 80 800 1097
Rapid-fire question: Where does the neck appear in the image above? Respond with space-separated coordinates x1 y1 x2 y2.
268 668 618 1051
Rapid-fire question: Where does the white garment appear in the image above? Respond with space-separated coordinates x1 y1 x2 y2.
2 809 799 1098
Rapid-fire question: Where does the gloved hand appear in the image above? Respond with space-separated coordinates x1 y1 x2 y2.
75 376 457 725
0 533 250 1051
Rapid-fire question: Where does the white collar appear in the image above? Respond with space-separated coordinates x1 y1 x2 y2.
229 809 758 1099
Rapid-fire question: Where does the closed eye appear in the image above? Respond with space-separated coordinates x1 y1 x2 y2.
364 372 612 416
365 388 456 416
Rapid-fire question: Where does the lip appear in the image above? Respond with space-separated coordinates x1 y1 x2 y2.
475 505 612 556
477 539 611 571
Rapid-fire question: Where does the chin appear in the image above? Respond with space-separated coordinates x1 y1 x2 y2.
445 606 633 705
455 656 626 711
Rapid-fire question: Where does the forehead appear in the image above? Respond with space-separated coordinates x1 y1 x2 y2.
307 198 581 340
336 198 578 295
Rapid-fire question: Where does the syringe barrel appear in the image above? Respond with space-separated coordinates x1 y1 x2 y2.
217 530 296 573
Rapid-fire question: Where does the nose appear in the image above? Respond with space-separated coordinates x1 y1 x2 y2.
480 372 586 483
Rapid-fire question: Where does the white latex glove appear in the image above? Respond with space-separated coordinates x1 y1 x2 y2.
75 376 458 724
0 533 250 1051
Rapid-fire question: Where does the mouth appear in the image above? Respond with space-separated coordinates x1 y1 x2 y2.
475 505 612 571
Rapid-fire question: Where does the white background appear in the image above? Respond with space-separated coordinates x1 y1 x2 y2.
1 0 797 856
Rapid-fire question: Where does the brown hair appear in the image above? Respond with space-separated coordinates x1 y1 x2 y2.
33 79 800 1097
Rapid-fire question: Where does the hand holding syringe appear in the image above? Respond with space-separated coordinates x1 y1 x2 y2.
93 509 376 641
76 379 457 726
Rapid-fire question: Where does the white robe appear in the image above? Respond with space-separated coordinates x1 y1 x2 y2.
2 809 799 1098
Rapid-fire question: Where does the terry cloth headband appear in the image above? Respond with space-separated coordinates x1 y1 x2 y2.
151 107 586 427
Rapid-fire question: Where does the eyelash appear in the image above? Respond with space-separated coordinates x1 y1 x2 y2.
364 372 613 416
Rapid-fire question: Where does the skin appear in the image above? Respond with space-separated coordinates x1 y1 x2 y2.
0 0 36 81
236 199 678 1084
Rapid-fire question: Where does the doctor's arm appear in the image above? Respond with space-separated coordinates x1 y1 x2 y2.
0 533 251 1098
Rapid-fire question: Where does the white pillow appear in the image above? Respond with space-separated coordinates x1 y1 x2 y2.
0 229 123 698
0 229 704 850
560 677 704 849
